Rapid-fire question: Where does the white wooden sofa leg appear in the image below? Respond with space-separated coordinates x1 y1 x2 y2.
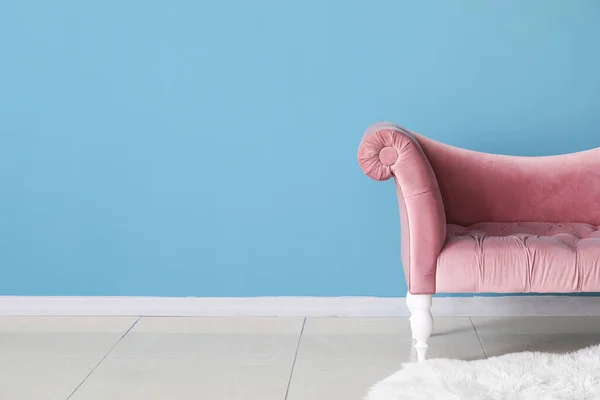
406 292 416 339
406 291 433 363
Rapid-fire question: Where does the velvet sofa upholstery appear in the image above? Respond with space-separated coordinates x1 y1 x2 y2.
358 122 600 296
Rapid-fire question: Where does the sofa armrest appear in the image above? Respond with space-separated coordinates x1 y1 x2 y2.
358 123 447 294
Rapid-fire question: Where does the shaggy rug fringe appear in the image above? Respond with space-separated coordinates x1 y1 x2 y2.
367 345 600 399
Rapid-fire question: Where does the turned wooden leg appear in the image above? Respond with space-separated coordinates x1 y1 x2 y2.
407 292 433 363
406 291 416 339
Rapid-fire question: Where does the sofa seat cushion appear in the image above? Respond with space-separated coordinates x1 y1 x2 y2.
436 222 600 293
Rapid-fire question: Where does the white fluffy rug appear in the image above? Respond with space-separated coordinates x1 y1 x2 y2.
367 345 600 400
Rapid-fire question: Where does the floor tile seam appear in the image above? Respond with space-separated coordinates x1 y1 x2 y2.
284 317 306 400
469 316 488 358
65 316 141 399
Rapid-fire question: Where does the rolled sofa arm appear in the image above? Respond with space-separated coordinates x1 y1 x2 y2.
358 122 446 294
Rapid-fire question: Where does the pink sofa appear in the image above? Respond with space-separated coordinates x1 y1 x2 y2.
358 122 600 361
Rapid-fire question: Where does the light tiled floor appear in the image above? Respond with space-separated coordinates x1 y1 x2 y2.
1 316 599 400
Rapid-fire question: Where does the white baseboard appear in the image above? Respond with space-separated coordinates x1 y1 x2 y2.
0 296 598 317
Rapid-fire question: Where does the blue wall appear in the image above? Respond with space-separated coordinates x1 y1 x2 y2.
1 1 600 297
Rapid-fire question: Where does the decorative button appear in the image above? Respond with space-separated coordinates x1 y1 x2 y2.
378 146 398 166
